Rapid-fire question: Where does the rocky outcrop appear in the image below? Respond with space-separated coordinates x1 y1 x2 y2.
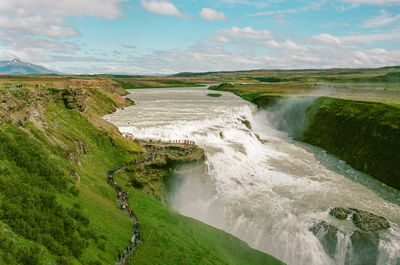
329 207 390 232
62 87 88 112
311 207 390 264
310 221 339 259
121 139 205 200
0 89 50 127
253 94 284 108
349 230 379 265
239 118 252 130
351 209 390 231
329 207 352 220
66 137 90 165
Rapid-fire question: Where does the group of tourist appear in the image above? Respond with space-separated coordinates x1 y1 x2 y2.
124 133 135 140
106 172 141 264
123 133 196 146
167 139 195 145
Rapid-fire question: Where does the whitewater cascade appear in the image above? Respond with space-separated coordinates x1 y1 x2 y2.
105 87 400 265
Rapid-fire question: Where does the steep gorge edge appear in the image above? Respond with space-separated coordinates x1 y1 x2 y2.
0 82 283 265
253 94 400 190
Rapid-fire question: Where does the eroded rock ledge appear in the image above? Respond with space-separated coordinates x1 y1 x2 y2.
310 207 390 265
118 137 205 200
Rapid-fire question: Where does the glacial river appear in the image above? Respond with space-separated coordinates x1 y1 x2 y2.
105 87 400 265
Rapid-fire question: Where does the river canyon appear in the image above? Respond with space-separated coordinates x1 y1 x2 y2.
105 87 400 265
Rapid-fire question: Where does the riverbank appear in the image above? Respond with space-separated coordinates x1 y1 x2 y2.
209 84 400 190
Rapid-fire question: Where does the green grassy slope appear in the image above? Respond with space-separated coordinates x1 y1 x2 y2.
113 172 282 265
0 86 283 265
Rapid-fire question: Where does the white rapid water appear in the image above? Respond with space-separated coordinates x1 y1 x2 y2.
105 87 400 265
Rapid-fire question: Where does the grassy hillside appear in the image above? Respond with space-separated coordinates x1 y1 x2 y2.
0 80 283 265
113 170 282 265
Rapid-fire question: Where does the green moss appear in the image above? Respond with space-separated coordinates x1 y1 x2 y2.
207 93 222 98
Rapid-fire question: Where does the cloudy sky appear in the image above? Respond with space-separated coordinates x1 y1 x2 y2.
0 0 399 74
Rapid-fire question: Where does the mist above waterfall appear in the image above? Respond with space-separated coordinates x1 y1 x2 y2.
262 96 318 139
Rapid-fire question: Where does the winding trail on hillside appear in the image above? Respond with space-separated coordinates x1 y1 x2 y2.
107 168 141 265
108 138 202 265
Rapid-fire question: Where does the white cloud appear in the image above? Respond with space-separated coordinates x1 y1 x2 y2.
309 29 400 47
340 29 400 43
280 40 309 52
263 39 309 51
212 36 231 43
217 26 273 40
200 8 227 21
264 40 281 49
0 15 79 38
218 0 269 8
115 43 400 74
44 35 400 74
0 0 127 19
140 0 189 18
122 44 136 49
340 0 400 5
246 1 326 17
245 8 297 17
0 0 126 63
362 10 400 28
123 44 266 74
312 33 342 45
116 26 400 74
319 22 350 28
0 47 53 63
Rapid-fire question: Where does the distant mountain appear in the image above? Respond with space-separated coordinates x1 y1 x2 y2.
0 59 55 75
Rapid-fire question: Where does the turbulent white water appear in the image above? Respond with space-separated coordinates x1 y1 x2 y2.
105 87 400 265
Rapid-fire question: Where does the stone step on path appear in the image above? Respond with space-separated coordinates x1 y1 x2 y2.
106 170 141 265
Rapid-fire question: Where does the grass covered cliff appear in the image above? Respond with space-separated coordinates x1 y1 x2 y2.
0 77 283 265
301 97 400 190
211 83 400 190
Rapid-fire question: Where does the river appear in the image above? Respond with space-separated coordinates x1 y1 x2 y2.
104 86 400 265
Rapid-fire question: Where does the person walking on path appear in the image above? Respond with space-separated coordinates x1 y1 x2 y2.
109 169 141 265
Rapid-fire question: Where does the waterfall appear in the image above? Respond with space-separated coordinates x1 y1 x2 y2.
105 87 400 265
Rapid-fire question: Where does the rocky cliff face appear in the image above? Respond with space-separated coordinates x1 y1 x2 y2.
118 140 205 201
301 97 400 190
253 94 400 190
62 87 88 112
0 80 134 169
0 89 51 127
